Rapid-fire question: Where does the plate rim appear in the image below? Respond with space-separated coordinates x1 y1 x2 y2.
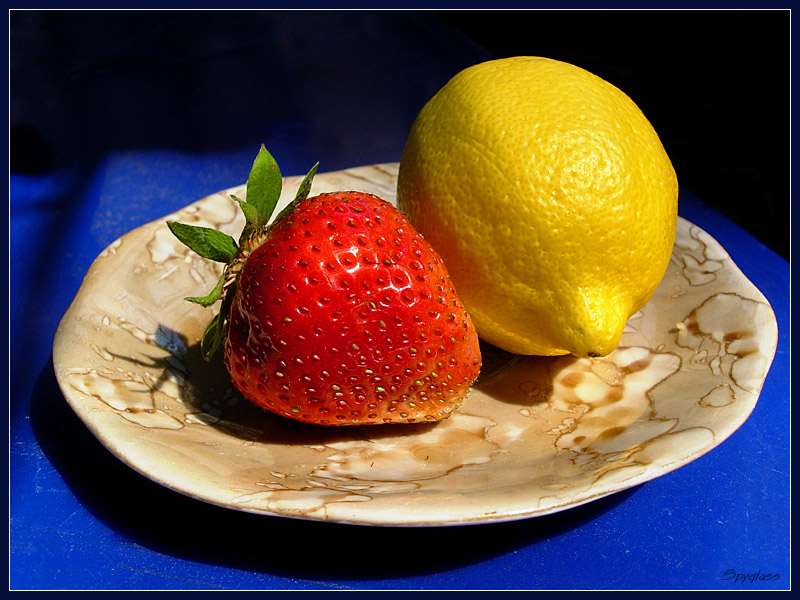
51 163 780 527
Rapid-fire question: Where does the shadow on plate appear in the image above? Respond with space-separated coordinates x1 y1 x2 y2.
168 329 559 447
32 354 638 584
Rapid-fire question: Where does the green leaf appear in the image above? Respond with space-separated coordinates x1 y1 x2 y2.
231 194 259 225
270 162 320 226
185 271 226 307
200 313 223 360
245 144 283 227
293 162 319 204
200 287 234 360
167 221 237 263
271 198 298 227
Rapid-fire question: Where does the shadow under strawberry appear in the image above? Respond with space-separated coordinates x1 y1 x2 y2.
174 330 527 446
176 330 448 447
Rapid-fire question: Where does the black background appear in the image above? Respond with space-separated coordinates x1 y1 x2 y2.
10 9 790 260
436 10 790 261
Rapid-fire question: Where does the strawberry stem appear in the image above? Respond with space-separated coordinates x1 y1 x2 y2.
168 144 319 360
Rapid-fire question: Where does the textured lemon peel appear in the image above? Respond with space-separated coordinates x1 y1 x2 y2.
397 57 678 358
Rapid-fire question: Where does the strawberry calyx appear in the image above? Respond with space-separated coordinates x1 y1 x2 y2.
167 145 318 360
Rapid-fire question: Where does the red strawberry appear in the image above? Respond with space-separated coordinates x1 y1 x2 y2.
169 146 481 426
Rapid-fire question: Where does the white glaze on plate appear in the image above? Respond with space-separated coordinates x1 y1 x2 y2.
52 163 778 526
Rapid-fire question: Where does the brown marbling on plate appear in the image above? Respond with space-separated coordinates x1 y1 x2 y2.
52 163 778 526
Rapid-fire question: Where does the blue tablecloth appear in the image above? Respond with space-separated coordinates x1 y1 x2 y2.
10 11 789 591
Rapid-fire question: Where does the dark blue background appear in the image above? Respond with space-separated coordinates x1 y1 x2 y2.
11 9 790 260
9 9 790 591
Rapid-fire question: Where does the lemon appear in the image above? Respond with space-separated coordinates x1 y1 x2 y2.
397 56 678 358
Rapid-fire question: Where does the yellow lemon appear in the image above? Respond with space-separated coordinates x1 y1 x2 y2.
397 56 678 358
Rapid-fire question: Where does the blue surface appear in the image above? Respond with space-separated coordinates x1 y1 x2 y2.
10 11 790 591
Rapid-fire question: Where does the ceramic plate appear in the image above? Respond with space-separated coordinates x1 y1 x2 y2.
53 163 778 526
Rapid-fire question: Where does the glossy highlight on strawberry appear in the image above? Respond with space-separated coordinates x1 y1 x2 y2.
168 146 481 426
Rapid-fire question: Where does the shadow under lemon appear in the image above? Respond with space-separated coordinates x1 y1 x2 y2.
473 338 577 406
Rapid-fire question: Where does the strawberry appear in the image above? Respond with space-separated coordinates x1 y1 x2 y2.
168 146 481 426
